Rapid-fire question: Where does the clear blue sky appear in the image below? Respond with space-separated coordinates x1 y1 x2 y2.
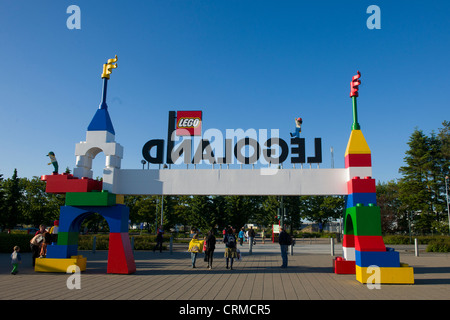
1 1 449 185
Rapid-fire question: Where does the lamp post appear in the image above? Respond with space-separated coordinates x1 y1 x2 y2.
445 176 450 235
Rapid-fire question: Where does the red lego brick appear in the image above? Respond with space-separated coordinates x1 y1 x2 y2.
345 153 372 168
347 176 376 194
355 235 386 252
107 232 136 274
334 257 356 274
343 234 355 247
41 173 102 194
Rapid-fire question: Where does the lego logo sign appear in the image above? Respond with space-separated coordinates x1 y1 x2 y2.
176 111 202 136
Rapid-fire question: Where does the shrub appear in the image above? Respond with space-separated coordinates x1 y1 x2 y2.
426 239 450 253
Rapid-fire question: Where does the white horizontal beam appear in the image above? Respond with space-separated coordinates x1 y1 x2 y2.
110 167 372 196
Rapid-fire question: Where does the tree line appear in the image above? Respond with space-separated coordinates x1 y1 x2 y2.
377 121 450 235
1 121 448 235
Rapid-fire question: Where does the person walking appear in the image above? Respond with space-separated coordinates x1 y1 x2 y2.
278 227 292 268
248 226 255 254
11 246 21 275
153 225 164 253
238 227 245 246
188 234 203 268
223 227 237 270
205 230 216 269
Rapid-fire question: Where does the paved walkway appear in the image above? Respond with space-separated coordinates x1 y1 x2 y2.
0 240 449 304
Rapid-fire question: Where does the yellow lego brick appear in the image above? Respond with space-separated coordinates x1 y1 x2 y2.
355 265 414 284
35 256 87 273
345 130 371 156
116 194 125 204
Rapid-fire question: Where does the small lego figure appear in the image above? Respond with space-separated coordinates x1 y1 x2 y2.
47 151 59 174
290 117 303 138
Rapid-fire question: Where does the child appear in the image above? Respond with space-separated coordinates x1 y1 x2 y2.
290 117 302 138
11 246 21 275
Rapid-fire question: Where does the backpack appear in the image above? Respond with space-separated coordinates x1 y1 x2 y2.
227 234 236 248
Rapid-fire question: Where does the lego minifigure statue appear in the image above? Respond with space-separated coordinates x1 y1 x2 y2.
47 151 59 174
290 117 302 138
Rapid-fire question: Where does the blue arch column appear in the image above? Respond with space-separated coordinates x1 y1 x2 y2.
46 204 136 274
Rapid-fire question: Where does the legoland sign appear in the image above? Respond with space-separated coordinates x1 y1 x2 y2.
142 111 322 166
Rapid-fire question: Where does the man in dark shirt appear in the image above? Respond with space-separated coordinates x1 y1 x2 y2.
278 227 291 268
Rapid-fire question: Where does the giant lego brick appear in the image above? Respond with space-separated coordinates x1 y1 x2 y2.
107 232 136 274
334 257 356 274
41 173 102 194
58 204 129 233
346 192 377 208
345 153 372 168
355 250 400 268
35 255 87 273
58 206 92 233
65 190 117 207
345 204 382 236
355 235 386 252
355 265 414 284
345 129 371 156
46 244 78 259
343 234 355 247
347 176 376 194
57 232 80 246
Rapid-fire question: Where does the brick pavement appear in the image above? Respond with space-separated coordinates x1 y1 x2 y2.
0 241 449 302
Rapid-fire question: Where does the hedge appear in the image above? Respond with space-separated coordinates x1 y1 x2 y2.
0 233 34 253
426 239 450 253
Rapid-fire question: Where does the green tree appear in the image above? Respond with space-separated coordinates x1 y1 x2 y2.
299 196 344 230
399 126 450 234
20 176 64 228
1 169 23 230
376 180 404 233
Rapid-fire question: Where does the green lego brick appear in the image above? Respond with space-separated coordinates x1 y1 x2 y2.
57 232 79 246
344 203 382 236
65 190 117 206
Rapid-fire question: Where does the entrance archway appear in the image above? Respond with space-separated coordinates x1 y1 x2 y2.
47 204 136 274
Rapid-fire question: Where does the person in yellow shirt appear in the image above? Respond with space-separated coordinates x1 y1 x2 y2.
188 234 204 268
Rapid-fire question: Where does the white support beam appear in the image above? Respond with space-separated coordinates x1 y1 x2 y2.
112 167 372 196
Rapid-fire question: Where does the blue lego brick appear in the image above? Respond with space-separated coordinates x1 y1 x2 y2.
355 250 400 268
59 205 129 234
46 244 78 259
346 192 377 209
96 204 129 233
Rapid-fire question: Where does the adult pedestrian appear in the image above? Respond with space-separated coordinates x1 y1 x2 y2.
30 232 44 267
223 227 237 270
153 225 164 253
188 234 203 268
248 226 255 255
205 230 216 269
238 227 245 246
278 227 292 268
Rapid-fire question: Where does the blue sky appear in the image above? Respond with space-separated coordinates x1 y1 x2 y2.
1 0 449 185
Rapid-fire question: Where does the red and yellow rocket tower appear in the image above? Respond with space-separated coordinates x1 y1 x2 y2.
334 71 414 284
